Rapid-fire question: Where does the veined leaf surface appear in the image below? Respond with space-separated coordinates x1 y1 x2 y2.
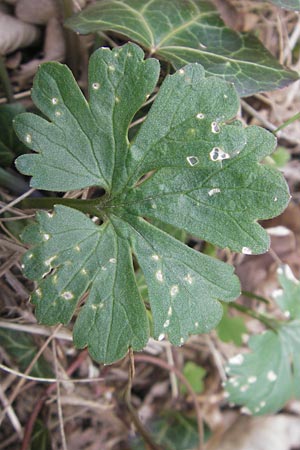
65 0 299 96
14 43 289 363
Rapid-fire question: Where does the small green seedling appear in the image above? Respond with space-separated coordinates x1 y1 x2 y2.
14 43 289 364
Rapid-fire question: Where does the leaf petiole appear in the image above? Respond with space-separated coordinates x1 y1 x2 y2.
273 111 300 134
20 196 106 218
228 302 281 331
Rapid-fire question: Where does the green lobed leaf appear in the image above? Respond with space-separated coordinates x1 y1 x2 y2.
65 0 299 97
273 264 300 320
14 43 289 363
267 0 300 10
111 213 240 344
21 205 149 364
15 44 159 192
225 265 300 415
121 66 289 253
216 304 247 346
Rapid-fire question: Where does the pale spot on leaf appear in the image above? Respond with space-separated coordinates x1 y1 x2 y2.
187 156 199 166
170 285 179 297
62 291 74 300
240 384 249 392
25 134 32 143
208 188 221 196
184 274 193 284
196 112 205 119
51 97 58 104
151 254 159 261
242 247 252 255
211 121 220 133
109 258 116 264
45 256 56 266
210 147 230 162
241 407 252 415
229 354 244 365
156 270 163 282
92 82 100 90
272 288 283 299
158 333 165 341
163 319 170 328
248 376 257 384
267 370 277 382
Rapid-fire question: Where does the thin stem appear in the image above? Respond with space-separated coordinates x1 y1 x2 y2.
273 111 300 134
229 302 280 331
0 55 14 103
20 196 105 218
241 290 270 304
124 349 165 450
0 363 105 384
52 341 68 450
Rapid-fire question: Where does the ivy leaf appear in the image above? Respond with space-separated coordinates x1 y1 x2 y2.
267 0 300 10
65 0 299 97
14 43 289 363
224 265 300 415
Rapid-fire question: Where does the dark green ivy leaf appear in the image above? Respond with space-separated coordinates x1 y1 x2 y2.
65 0 299 97
14 43 289 363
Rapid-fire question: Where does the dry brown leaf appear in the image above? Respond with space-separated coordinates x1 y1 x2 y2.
211 414 300 450
15 0 60 25
210 0 244 30
0 11 40 55
13 16 66 87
